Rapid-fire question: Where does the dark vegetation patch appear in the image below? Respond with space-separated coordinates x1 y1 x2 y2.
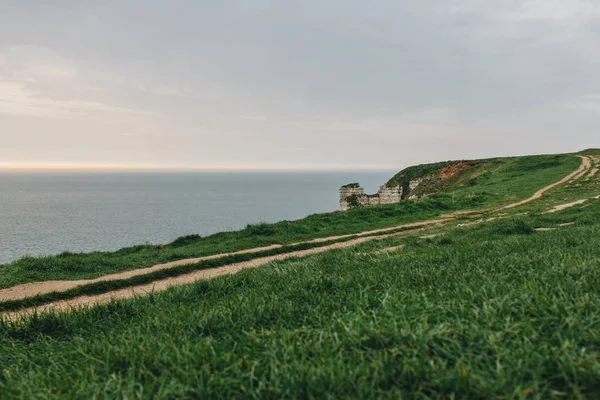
438 236 454 245
487 218 536 236
167 234 202 248
346 194 361 208
579 148 600 156
245 223 277 236
503 154 563 174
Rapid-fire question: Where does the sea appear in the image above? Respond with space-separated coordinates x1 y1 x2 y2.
0 171 393 264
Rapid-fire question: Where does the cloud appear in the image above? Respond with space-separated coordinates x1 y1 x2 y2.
565 95 600 112
0 45 156 121
0 45 77 78
0 1 599 168
0 80 154 120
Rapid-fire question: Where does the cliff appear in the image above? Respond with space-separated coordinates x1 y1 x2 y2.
339 153 576 210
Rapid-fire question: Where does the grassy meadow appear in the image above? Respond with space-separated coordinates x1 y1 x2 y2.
1 149 599 398
2 199 600 398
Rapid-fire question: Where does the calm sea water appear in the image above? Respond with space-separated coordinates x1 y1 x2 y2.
0 171 393 264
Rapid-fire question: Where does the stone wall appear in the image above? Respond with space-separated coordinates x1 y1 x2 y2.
339 184 402 211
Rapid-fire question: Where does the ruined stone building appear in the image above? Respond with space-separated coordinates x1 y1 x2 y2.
339 184 402 211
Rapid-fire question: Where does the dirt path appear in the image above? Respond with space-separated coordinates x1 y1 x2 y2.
544 199 588 214
2 228 426 321
0 244 282 301
500 156 591 210
557 222 576 227
0 219 447 303
375 245 405 254
1 155 592 319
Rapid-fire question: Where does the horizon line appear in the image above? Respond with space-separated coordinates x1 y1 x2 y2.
0 163 399 173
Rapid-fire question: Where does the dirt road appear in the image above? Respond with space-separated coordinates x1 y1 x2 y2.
2 227 428 321
0 219 446 302
500 156 591 210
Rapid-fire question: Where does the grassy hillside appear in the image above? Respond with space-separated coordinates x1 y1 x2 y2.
2 193 600 398
0 152 581 289
386 153 580 201
0 195 483 290
1 149 599 398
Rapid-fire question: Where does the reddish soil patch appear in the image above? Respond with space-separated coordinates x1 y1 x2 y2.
440 161 476 180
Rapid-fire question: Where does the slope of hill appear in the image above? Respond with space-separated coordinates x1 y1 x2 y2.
1 149 600 398
386 153 580 201
0 152 584 290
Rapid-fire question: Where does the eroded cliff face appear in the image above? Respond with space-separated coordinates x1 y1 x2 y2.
339 184 402 211
339 160 482 210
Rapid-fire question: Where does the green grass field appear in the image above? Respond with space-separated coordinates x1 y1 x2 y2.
386 153 581 198
1 150 599 398
0 152 581 289
0 194 483 290
2 201 600 398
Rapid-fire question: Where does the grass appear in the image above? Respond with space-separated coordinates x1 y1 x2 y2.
0 224 424 312
1 200 600 398
0 153 581 289
0 194 479 289
387 153 580 201
0 149 598 398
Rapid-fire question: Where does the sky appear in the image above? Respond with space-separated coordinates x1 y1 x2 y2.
1 0 599 171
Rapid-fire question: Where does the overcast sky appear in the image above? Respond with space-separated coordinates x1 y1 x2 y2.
1 1 599 170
